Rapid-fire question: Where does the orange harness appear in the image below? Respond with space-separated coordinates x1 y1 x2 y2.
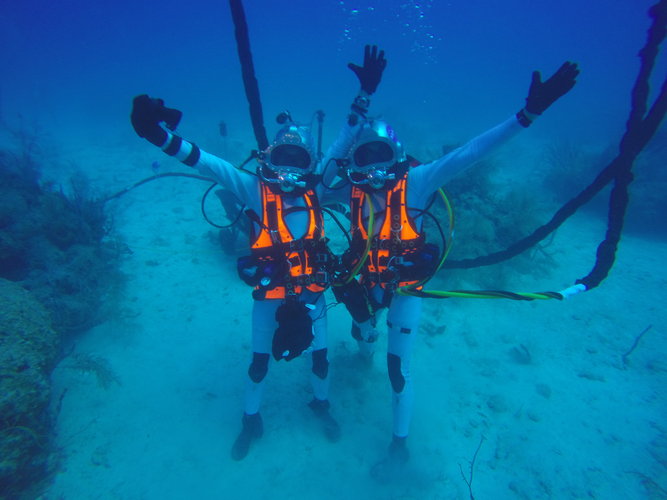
350 174 426 289
248 184 330 299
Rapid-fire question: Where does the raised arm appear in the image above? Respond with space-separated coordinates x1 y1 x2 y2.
321 45 388 191
130 94 257 202
411 61 580 192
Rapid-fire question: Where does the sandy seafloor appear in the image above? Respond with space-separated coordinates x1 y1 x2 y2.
2 0 665 497
34 136 667 500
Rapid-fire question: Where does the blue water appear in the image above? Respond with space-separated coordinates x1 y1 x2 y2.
1 0 660 148
2 1 666 498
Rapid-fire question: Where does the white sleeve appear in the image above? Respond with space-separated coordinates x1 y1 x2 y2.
319 119 360 204
320 120 359 186
409 115 524 198
161 132 259 206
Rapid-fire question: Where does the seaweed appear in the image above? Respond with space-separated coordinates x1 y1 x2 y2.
0 279 58 498
621 324 653 369
540 140 611 201
459 435 486 500
67 353 122 389
0 128 124 334
0 124 43 193
434 158 553 287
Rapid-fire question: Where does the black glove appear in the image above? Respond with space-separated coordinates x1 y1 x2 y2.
348 45 387 95
272 300 314 362
130 94 183 147
525 61 580 115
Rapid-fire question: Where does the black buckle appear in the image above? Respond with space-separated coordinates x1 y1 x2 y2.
378 239 390 250
269 229 281 244
289 239 304 251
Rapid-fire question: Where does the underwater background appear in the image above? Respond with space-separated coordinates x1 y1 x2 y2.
1 0 666 499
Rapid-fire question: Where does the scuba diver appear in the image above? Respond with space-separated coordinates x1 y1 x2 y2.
129 46 386 462
327 56 579 477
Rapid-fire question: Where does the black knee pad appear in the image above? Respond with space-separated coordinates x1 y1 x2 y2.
248 352 269 383
387 353 405 393
351 322 362 341
312 348 329 380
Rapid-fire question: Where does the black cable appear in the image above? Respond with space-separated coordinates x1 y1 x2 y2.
102 156 256 229
237 152 260 176
443 2 667 285
417 208 447 251
321 206 353 247
102 172 213 204
577 0 667 290
200 182 247 229
321 158 350 190
229 0 269 151
280 204 353 248
409 190 438 223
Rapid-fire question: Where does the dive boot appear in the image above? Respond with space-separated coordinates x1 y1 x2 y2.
231 412 263 461
308 398 341 442
370 434 410 481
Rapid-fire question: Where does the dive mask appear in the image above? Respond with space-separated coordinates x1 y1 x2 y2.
346 120 405 190
259 125 315 193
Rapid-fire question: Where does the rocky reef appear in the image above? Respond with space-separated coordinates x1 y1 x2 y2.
0 279 59 498
0 138 124 497
0 146 123 334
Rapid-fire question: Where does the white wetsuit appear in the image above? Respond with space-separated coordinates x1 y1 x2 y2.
324 114 525 438
158 131 336 415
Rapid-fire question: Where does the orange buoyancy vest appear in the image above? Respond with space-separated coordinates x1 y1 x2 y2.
248 183 331 299
350 173 427 289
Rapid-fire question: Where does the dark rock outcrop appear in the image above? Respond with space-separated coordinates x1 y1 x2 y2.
0 279 59 498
